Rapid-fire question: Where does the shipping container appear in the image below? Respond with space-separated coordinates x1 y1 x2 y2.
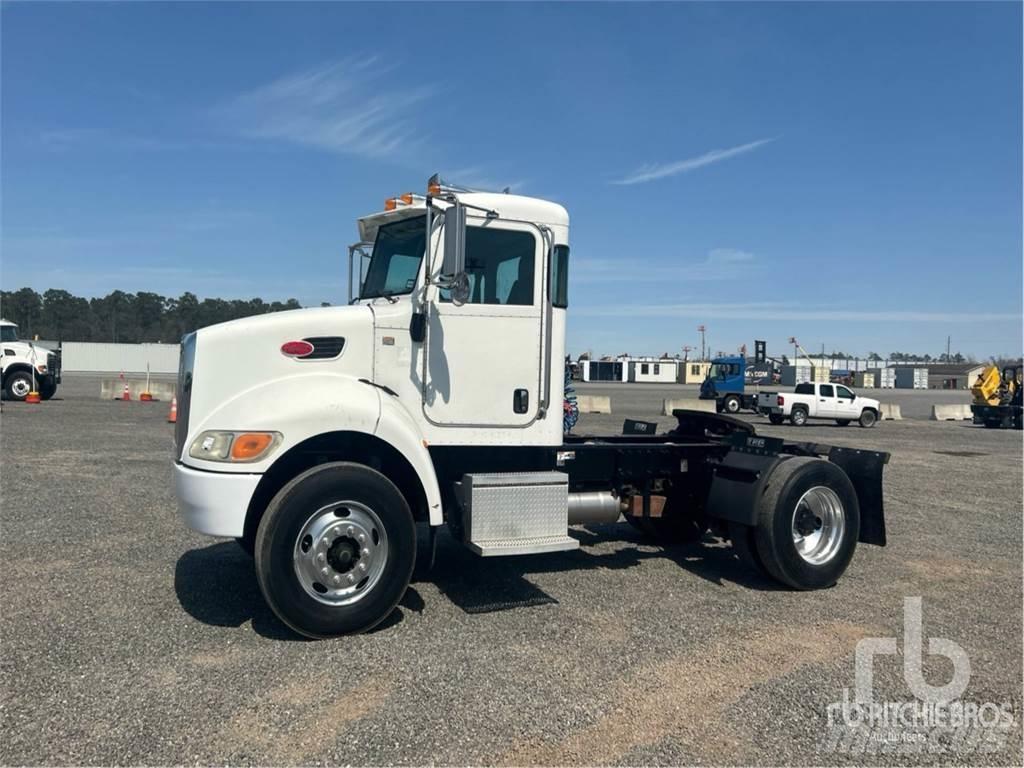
781 365 813 387
868 367 896 389
894 367 928 389
853 371 876 388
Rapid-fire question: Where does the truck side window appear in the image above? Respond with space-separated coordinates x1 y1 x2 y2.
794 383 814 394
551 245 569 308
820 384 835 397
444 226 536 305
837 385 854 399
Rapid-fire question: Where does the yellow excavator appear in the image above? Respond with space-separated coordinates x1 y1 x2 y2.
970 364 1022 429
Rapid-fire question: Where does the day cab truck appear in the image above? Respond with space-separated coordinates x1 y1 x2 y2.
173 176 890 639
699 355 759 413
757 382 881 428
1 320 60 401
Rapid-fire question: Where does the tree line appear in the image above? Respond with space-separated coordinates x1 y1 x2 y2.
0 287 311 343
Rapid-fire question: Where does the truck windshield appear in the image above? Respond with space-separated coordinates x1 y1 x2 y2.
360 215 426 300
0 326 18 342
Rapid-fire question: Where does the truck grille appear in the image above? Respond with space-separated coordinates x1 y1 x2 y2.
175 333 196 457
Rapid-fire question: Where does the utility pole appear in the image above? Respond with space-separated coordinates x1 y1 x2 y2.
946 335 951 362
697 325 706 361
682 345 693 362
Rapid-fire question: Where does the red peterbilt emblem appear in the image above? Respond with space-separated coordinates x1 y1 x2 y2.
280 340 314 358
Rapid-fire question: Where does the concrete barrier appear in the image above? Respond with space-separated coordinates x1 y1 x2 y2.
662 398 717 416
576 395 611 414
878 403 902 421
101 379 176 402
930 403 972 421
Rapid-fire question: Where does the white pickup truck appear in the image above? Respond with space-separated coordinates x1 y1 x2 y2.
757 382 880 427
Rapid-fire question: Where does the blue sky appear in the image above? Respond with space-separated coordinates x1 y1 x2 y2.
2 2 1021 360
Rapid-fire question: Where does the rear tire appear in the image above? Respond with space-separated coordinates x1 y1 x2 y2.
729 522 770 578
835 419 851 427
255 462 415 638
752 457 860 589
858 409 877 428
790 407 808 426
768 414 785 425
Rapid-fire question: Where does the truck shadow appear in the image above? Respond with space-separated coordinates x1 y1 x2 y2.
174 527 780 638
421 524 783 616
173 542 422 641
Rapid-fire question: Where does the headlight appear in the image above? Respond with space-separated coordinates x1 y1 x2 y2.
36 365 47 374
188 431 282 463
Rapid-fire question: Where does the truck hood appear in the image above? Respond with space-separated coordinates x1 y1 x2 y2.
183 305 375 447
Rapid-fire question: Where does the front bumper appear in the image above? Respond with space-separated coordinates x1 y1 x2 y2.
174 462 262 538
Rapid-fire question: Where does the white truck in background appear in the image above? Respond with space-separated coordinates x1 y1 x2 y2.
0 320 61 401
757 382 881 427
172 175 891 638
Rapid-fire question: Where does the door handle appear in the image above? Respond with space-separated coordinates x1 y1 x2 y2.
514 388 529 414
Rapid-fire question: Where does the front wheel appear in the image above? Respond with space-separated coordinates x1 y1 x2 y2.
4 371 33 401
723 395 741 414
39 379 58 400
858 409 877 428
255 462 416 638
742 457 860 589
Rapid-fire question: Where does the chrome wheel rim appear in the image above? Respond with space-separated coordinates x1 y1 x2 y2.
293 501 389 605
791 486 845 565
10 378 30 398
726 398 739 413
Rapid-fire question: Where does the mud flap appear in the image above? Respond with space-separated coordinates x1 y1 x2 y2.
827 446 890 546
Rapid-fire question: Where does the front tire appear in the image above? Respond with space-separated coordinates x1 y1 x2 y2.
4 371 33 401
723 395 741 414
39 379 58 400
750 457 860 589
858 409 877 428
255 462 415 638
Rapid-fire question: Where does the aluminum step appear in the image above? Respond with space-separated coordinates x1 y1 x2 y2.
468 534 580 557
456 471 572 557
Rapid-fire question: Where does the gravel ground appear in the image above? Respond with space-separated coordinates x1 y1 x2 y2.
2 375 1021 766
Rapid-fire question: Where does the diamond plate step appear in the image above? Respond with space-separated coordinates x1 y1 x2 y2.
467 535 580 557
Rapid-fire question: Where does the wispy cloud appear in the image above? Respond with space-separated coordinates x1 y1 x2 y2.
214 59 435 158
574 248 757 283
611 137 776 185
573 301 1019 323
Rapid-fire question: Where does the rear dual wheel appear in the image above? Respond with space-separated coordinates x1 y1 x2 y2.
730 457 860 589
255 462 415 638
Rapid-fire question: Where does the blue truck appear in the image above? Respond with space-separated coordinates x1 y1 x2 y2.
699 355 761 414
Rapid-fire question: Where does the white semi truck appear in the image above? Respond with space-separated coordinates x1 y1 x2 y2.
173 176 890 638
1 320 61 401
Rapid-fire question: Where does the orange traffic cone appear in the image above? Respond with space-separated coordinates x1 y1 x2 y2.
122 383 131 401
168 396 177 423
25 391 41 404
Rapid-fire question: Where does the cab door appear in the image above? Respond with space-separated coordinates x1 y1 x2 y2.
834 385 859 419
816 384 838 418
423 218 544 427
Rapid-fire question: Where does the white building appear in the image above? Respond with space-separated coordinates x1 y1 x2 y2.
628 358 678 383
